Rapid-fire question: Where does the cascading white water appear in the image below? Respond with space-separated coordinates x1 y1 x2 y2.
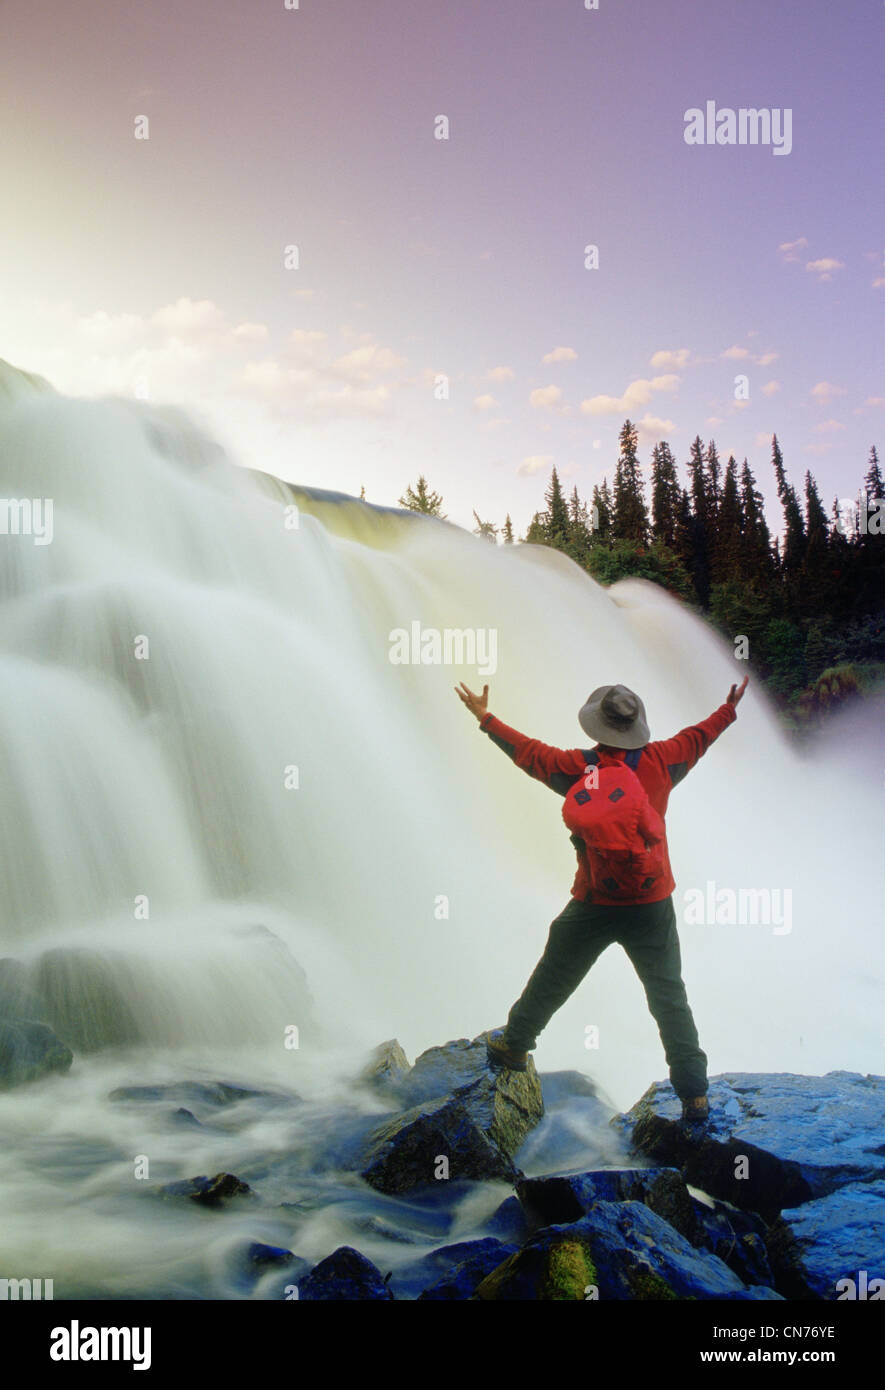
0 359 881 1296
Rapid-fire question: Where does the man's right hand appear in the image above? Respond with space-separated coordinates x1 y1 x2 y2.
455 681 489 722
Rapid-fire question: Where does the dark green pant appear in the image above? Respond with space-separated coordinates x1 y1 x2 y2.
504 894 708 1100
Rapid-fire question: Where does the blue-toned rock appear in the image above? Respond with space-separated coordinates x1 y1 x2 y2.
358 1034 543 1195
0 1019 73 1090
473 1200 782 1301
418 1241 521 1299
690 1194 774 1287
159 1172 251 1207
766 1180 885 1300
389 1236 517 1299
614 1071 885 1219
298 1246 393 1300
517 1166 698 1242
359 1039 411 1092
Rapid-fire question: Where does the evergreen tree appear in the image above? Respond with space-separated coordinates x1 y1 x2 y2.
711 454 741 584
502 514 514 544
705 439 722 523
739 459 773 584
567 485 593 564
399 475 447 517
799 471 830 617
612 420 648 543
591 480 612 540
771 434 805 575
545 467 570 547
684 437 711 603
650 441 680 549
472 510 498 543
864 445 884 503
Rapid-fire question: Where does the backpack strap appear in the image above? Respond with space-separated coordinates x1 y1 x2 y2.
583 747 645 770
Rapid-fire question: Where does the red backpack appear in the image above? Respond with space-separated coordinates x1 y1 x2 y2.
562 751 667 900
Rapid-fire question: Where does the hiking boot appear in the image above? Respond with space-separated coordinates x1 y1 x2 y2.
681 1095 709 1125
484 1029 528 1073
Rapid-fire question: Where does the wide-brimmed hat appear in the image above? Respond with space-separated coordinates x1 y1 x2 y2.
578 684 650 749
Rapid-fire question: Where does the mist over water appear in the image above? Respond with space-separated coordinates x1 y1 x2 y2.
0 360 881 1295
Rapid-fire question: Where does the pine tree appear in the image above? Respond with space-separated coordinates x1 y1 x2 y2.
864 445 884 503
399 475 447 517
771 434 805 575
591 480 612 540
705 439 722 523
567 485 593 564
612 420 648 543
472 510 498 543
684 436 711 603
651 441 680 549
711 454 741 584
544 467 570 547
739 459 773 584
800 470 830 616
502 514 514 544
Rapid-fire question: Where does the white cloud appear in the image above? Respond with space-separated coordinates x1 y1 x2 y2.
529 384 563 409
778 237 809 262
541 346 577 364
756 351 779 366
579 374 679 416
636 414 675 439
517 454 554 476
873 277 885 289
722 345 751 360
473 394 497 410
814 419 846 434
762 380 781 397
806 258 845 282
754 432 774 448
811 381 847 404
486 365 515 382
650 349 691 369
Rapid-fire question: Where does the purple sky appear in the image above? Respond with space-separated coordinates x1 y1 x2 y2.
2 0 882 534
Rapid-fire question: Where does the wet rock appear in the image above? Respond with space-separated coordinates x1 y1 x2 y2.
517 1166 698 1242
0 1019 73 1090
690 1194 774 1288
360 1093 519 1194
389 1237 517 1299
109 1080 276 1107
484 1195 530 1244
30 947 142 1051
297 1246 393 1301
766 1180 885 1300
245 1242 296 1268
358 1034 543 1195
359 1039 411 1092
417 1241 521 1300
614 1072 885 1220
473 1201 782 1301
159 1172 252 1208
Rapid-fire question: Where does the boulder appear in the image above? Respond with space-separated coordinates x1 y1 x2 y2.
517 1166 698 1242
389 1237 518 1300
297 1247 393 1301
473 1200 783 1301
359 1092 519 1194
417 1242 521 1300
614 1072 885 1219
690 1194 774 1288
159 1172 252 1207
358 1033 543 1195
359 1039 411 1092
0 1019 73 1090
766 1180 885 1300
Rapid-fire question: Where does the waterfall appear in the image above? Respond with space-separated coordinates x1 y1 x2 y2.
0 358 880 1294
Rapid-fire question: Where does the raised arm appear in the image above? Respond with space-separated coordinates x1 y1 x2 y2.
647 678 747 786
455 682 585 795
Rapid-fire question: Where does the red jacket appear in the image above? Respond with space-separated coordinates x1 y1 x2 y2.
479 702 737 905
